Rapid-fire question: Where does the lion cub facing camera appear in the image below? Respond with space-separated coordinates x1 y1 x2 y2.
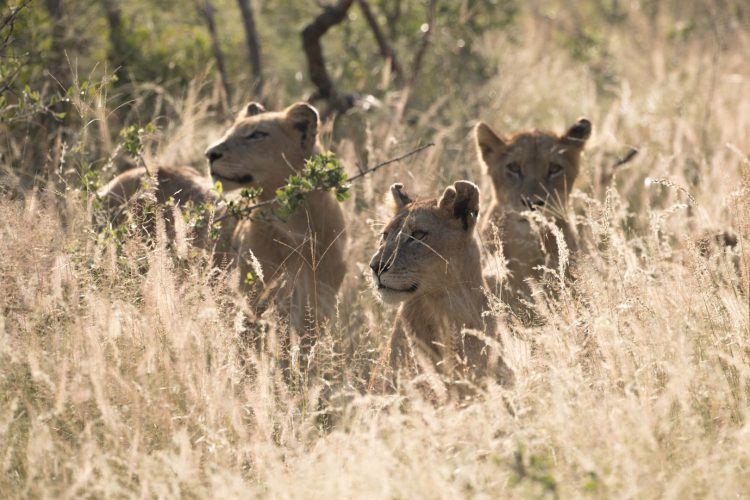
475 118 592 318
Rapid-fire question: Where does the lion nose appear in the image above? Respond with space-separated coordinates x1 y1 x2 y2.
205 149 222 164
530 199 545 209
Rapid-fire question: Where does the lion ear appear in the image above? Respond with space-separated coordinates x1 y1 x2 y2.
438 180 480 231
475 122 507 171
241 102 266 118
561 118 592 149
285 102 319 152
390 183 412 212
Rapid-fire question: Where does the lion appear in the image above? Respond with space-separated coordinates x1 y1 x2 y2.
368 180 513 390
206 101 347 336
475 118 592 317
97 164 214 214
98 102 347 338
96 164 224 252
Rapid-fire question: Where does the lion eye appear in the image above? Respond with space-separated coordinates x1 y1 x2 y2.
506 162 521 176
549 162 564 177
380 231 389 241
411 230 427 241
246 130 269 140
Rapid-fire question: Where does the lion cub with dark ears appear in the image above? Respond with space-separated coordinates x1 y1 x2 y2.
369 180 513 391
475 118 592 318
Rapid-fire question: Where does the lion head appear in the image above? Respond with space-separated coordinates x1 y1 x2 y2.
204 102 319 197
475 118 592 216
369 180 481 305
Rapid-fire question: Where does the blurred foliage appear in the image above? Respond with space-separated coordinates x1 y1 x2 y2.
1 0 748 191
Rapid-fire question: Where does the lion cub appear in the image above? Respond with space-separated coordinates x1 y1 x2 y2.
475 118 592 316
369 180 512 389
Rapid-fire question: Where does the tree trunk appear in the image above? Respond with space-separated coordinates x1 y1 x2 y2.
100 0 131 84
383 0 402 41
43 0 70 88
408 0 437 87
236 0 263 95
198 0 233 111
301 0 355 116
357 0 402 86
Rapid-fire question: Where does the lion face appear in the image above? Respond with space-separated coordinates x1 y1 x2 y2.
369 181 480 305
205 102 319 195
475 119 591 216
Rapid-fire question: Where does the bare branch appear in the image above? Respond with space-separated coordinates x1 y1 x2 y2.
236 0 263 95
0 0 32 96
347 142 434 183
357 0 403 85
0 0 31 35
301 0 356 115
392 0 438 122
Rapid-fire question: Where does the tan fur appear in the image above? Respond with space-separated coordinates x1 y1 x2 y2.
205 102 347 333
98 102 347 333
97 165 215 214
96 165 223 253
369 181 512 388
475 119 591 317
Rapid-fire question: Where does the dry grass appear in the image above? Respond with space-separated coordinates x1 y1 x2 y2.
2 5 750 498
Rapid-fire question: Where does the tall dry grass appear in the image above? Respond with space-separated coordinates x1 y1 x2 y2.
1 4 750 498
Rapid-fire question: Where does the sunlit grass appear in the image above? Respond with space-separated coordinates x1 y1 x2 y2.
1 3 749 498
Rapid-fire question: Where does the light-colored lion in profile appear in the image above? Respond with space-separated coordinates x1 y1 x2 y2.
206 102 347 335
98 102 347 336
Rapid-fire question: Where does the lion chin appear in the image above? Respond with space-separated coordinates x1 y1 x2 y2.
375 283 418 305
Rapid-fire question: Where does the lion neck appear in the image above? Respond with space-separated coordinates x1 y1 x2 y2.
399 238 488 343
485 198 577 306
231 147 346 293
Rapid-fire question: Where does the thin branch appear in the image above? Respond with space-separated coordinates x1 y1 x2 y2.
357 0 403 85
215 142 435 222
347 142 434 183
0 0 31 35
393 0 438 122
0 0 28 97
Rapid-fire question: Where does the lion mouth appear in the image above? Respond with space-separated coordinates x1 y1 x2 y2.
521 196 546 211
378 283 418 293
211 172 255 185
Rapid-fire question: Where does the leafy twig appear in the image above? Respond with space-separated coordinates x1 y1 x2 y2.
215 142 434 223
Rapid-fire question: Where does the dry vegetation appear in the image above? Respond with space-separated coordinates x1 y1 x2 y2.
1 1 749 497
